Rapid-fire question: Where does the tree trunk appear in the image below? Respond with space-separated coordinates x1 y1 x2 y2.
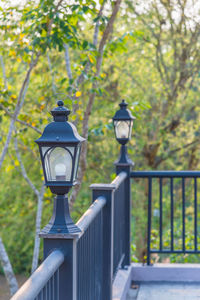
31 185 45 273
0 237 18 296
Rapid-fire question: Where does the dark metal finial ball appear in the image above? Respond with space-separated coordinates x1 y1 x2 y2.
57 100 64 107
119 99 128 109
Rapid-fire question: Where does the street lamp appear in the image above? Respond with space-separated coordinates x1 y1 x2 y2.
113 100 135 165
113 99 135 145
35 100 85 235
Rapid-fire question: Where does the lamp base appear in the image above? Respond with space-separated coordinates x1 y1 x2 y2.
115 145 134 166
39 194 81 237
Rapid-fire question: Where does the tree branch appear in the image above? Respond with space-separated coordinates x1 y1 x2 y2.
75 1 106 87
0 55 7 89
65 1 106 124
70 0 122 207
0 237 18 296
31 184 45 273
14 138 40 197
64 44 73 80
0 103 41 134
0 53 39 171
47 52 57 98
14 137 45 273
155 138 200 168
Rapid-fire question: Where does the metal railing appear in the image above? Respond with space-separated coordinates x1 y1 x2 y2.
11 171 129 300
112 172 127 276
76 197 106 300
131 171 200 265
89 171 128 299
11 250 64 300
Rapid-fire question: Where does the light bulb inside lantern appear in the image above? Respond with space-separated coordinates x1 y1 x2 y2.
55 163 66 181
116 121 129 139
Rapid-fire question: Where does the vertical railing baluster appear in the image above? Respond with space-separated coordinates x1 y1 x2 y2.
93 217 96 299
52 272 55 300
86 227 88 300
182 178 185 252
88 226 90 300
159 178 163 251
86 230 88 300
94 218 96 299
89 223 92 300
147 177 152 265
78 239 80 300
194 177 197 251
45 283 48 300
53 271 55 300
86 227 89 300
57 269 59 300
49 279 50 300
78 239 81 300
48 279 50 300
43 285 45 300
170 178 174 251
50 276 53 300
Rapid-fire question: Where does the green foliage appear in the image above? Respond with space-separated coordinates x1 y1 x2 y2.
0 0 200 274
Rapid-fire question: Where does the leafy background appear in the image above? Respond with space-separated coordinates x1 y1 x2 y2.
0 0 200 274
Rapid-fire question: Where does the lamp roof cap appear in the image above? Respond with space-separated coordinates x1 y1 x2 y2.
113 99 135 121
51 100 70 122
35 101 85 145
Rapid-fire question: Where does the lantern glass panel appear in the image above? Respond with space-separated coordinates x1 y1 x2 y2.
44 147 74 181
73 146 80 180
129 120 133 139
114 120 131 139
42 147 50 156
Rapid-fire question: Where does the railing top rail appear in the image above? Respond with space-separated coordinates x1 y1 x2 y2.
131 171 200 178
90 171 127 191
76 196 106 235
11 250 64 300
111 171 127 187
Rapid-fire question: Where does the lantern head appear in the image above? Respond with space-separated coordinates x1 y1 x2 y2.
113 100 135 145
35 100 85 195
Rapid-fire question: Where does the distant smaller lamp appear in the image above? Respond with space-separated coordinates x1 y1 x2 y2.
113 100 135 145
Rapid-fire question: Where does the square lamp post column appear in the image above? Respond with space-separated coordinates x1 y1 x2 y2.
113 99 135 267
35 100 85 300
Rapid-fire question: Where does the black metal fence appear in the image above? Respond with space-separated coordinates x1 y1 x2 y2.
76 197 105 300
35 269 60 300
11 171 129 300
11 250 64 300
11 154 200 299
131 171 200 265
113 176 126 276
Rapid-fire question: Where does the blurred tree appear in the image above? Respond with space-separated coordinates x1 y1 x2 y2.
125 0 200 168
0 0 123 294
0 0 200 287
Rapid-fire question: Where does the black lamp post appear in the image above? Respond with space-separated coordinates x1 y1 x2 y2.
35 100 85 235
113 99 135 165
113 99 135 267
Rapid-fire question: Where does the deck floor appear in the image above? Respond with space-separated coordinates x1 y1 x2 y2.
127 282 200 300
